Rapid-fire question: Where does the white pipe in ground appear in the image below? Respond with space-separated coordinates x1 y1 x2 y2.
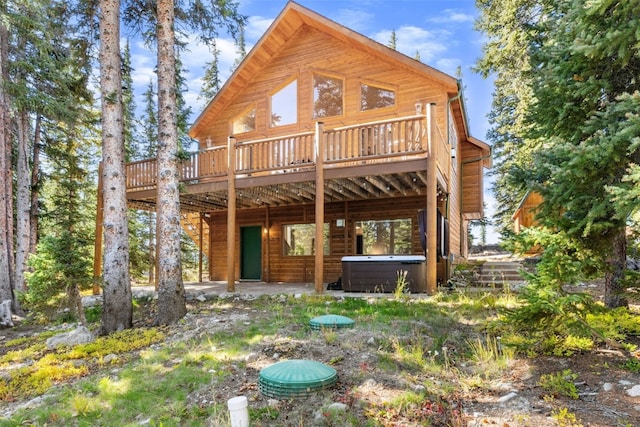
227 396 249 427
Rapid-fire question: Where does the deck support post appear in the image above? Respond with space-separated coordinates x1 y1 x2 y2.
227 136 237 292
265 206 270 283
92 162 104 295
314 122 325 294
198 213 203 283
425 103 438 295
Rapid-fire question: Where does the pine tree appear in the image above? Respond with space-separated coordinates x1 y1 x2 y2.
5 0 95 312
25 123 96 323
522 0 640 307
0 2 13 310
122 40 138 162
477 0 640 308
122 0 245 324
231 23 246 72
474 0 546 237
388 29 397 50
200 41 222 102
99 0 133 334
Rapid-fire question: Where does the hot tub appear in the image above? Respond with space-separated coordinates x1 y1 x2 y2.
341 255 426 293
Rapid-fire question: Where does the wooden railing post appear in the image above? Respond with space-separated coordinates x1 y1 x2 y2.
425 103 438 295
314 122 325 294
227 136 237 292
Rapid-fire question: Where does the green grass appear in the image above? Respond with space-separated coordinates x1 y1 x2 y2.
0 291 638 426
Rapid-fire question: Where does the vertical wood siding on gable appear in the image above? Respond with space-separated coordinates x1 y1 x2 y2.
203 26 448 147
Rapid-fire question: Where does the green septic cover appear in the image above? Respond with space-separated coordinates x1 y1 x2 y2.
259 359 338 398
309 314 355 331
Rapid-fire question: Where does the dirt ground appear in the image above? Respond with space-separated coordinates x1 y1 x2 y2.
2 290 640 426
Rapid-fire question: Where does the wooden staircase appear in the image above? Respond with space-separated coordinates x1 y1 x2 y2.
180 212 210 260
474 260 527 289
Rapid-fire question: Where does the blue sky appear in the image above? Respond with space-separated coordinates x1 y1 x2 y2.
127 0 499 243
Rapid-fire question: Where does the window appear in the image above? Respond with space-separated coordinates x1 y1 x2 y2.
313 74 343 118
283 223 329 256
271 79 297 127
355 219 412 255
232 107 256 134
448 106 458 148
360 83 396 111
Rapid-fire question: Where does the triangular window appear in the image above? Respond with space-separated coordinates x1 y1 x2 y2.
232 107 256 134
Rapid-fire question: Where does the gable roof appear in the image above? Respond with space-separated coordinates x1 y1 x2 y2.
189 1 463 140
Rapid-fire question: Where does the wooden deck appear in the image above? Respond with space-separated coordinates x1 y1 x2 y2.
125 114 451 211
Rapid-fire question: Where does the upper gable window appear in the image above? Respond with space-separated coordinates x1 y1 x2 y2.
271 79 297 127
232 107 256 134
360 83 396 111
313 74 343 119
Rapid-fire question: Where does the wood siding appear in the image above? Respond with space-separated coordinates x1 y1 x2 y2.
461 140 486 219
207 197 429 283
199 26 449 151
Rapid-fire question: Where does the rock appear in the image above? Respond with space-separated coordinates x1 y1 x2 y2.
103 354 118 364
626 385 640 397
603 383 613 392
497 391 518 403
195 294 207 302
327 402 348 412
0 300 13 327
46 325 93 349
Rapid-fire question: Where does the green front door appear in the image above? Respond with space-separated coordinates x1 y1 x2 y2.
240 226 262 280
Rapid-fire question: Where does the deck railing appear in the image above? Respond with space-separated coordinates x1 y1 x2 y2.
126 115 440 190
324 116 426 163
236 132 315 174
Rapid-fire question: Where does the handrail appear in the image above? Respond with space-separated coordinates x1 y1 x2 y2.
332 114 424 131
235 131 314 146
126 115 430 190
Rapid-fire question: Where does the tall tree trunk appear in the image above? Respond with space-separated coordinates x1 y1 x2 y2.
155 0 186 325
14 109 31 296
0 11 14 308
604 227 628 309
98 0 133 334
148 212 155 285
29 115 42 256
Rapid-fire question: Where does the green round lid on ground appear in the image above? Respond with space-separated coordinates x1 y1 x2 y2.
259 359 338 399
309 314 355 330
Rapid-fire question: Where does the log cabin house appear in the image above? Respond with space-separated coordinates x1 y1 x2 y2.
512 191 543 234
104 1 490 294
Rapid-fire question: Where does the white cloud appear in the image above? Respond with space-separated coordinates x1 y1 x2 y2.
428 9 475 24
372 26 449 63
335 8 375 34
434 58 462 76
246 16 274 41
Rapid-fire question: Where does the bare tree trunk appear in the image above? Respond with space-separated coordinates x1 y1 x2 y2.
155 0 186 325
604 227 628 309
0 12 14 307
148 211 155 285
29 115 42 256
14 109 31 296
98 0 132 334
